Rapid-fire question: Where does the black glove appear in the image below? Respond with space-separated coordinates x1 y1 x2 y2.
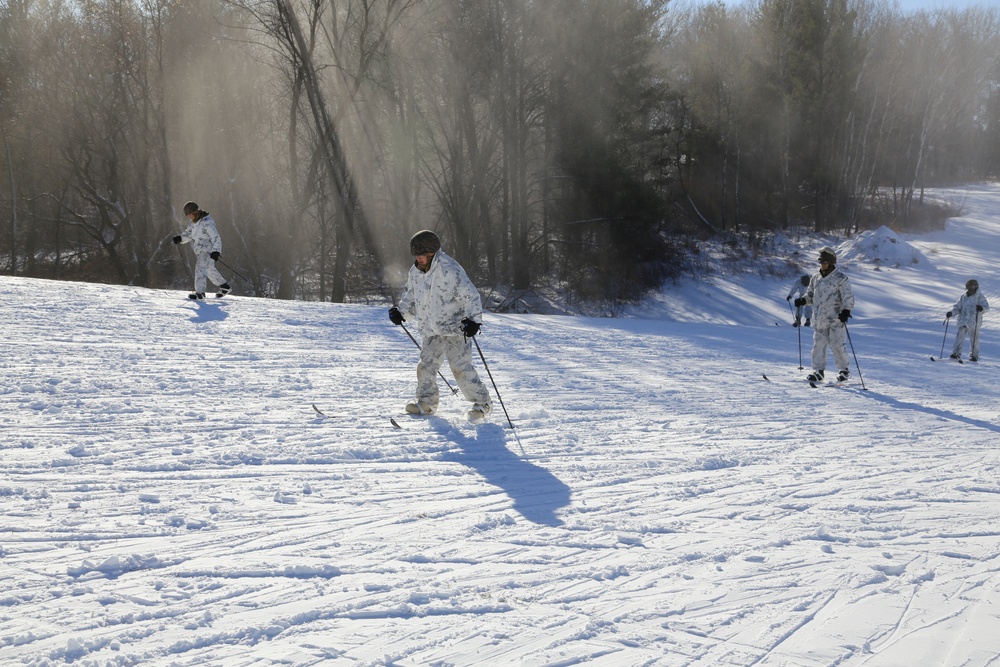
388 307 405 325
946 311 953 318
461 318 481 337
838 309 852 323
786 295 792 301
210 251 220 261
976 305 984 312
173 235 182 244
794 298 807 308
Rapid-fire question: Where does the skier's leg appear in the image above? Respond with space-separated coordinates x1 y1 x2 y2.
951 325 968 357
194 254 209 294
415 336 446 410
206 262 227 289
831 324 850 372
811 327 829 372
444 335 490 406
970 320 982 359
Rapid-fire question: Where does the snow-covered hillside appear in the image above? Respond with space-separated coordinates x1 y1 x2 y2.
2 185 1000 666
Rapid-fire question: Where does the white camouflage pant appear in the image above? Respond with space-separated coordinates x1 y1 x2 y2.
811 324 849 373
951 320 982 358
194 253 227 294
416 334 490 409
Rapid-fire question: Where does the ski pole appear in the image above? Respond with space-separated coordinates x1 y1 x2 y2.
796 318 803 369
939 315 950 359
796 311 803 370
469 335 515 430
972 310 982 359
787 299 802 369
844 323 867 391
399 322 459 395
215 257 250 284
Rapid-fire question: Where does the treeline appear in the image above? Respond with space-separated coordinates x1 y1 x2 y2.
1 0 998 305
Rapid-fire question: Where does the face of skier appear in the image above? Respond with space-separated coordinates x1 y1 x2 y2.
414 252 435 271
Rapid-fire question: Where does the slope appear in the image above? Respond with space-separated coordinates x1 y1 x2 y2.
1 185 999 666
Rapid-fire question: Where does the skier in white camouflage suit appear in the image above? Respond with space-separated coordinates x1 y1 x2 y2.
173 201 231 300
388 230 492 421
795 247 855 383
947 279 989 361
786 275 812 327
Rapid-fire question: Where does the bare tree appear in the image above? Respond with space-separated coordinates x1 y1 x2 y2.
228 0 429 301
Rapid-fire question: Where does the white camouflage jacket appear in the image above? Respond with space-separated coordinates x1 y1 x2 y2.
178 214 222 256
804 267 855 329
398 251 482 337
951 291 989 328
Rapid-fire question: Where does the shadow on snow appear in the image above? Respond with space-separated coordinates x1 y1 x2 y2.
430 418 571 527
862 389 1000 434
185 300 229 324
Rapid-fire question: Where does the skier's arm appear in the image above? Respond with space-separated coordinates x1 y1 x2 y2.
840 276 855 312
457 270 483 324
205 220 223 254
952 296 964 317
397 274 416 320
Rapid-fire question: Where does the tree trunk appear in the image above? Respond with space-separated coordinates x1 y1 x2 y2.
274 0 374 301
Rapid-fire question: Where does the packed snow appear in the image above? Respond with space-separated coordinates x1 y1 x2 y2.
2 185 1000 666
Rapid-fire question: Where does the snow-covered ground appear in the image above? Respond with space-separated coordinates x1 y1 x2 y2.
2 185 1000 666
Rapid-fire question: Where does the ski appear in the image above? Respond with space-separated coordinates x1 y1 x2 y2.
809 379 856 389
403 409 487 424
763 374 858 390
930 356 963 364
761 373 811 384
311 404 403 428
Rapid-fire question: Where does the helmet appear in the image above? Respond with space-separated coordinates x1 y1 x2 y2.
409 230 441 256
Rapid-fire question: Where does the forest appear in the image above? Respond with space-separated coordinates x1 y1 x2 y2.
1 0 998 306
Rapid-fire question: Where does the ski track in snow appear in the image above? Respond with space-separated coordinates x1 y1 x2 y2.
3 186 1000 665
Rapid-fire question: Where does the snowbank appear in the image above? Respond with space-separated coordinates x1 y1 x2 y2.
838 225 928 268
